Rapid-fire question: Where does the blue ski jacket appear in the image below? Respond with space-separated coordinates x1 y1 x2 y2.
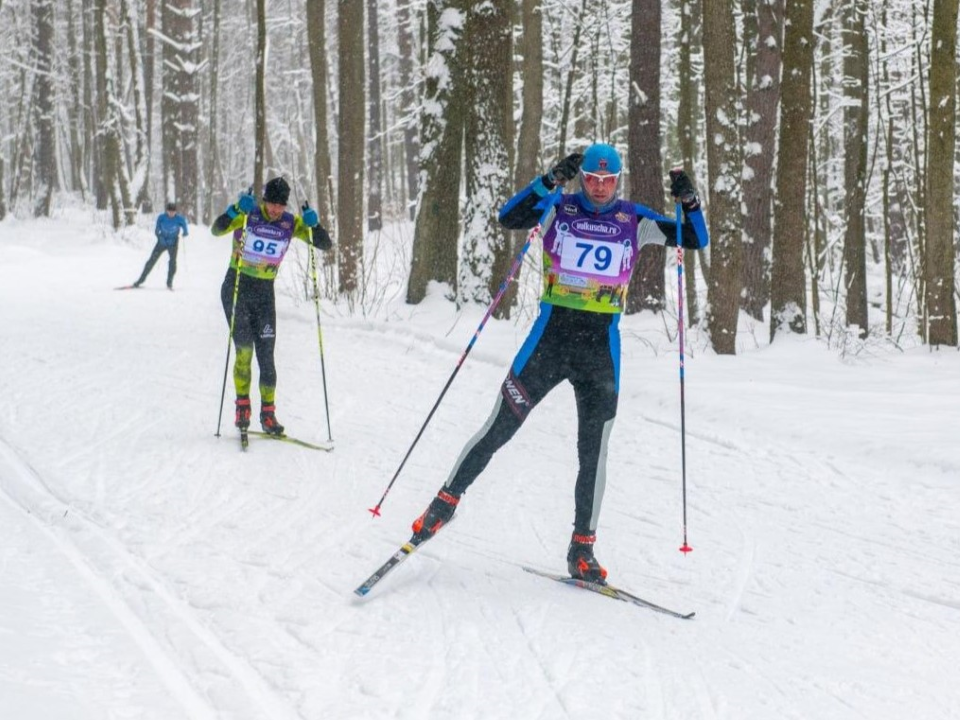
155 212 189 247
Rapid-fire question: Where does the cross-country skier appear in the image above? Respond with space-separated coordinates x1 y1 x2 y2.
132 202 189 289
210 177 333 436
409 143 708 583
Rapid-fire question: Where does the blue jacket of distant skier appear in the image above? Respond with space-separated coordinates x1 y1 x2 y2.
155 213 189 247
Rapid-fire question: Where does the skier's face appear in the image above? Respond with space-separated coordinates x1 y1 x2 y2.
264 201 285 221
581 170 620 206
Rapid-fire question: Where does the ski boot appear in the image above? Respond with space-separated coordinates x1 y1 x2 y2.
567 532 608 584
411 490 460 541
259 404 285 436
234 396 252 430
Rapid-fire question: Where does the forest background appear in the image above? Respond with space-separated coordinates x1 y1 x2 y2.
1 0 958 352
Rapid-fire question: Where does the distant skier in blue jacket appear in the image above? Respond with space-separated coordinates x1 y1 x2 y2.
133 202 190 289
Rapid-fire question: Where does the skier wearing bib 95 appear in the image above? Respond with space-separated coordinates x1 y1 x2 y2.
410 143 708 583
210 176 333 437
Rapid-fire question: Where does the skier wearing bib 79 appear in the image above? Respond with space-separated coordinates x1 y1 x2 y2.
210 176 333 437
410 143 708 583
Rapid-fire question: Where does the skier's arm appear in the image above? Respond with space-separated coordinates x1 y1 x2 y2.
631 204 709 251
293 203 333 250
498 178 555 230
499 154 582 230
210 212 245 236
211 193 256 236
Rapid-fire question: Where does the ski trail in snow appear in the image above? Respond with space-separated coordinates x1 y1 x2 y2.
0 440 217 720
0 437 304 720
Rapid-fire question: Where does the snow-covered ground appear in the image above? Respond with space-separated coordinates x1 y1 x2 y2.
1 209 958 720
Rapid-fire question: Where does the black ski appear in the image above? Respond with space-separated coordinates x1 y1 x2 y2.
523 566 695 620
114 284 140 290
354 519 455 597
247 430 333 452
240 428 249 451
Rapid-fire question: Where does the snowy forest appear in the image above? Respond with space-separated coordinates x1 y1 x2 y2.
1 0 958 351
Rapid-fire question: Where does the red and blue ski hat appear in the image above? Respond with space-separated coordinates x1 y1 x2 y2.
580 143 622 175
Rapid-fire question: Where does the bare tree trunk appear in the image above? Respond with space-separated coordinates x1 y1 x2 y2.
677 0 702 325
86 0 105 209
626 0 665 314
366 0 383 231
94 0 121 227
407 0 467 304
254 0 266 194
770 0 815 340
461 0 512 310
842 0 869 338
514 0 542 188
925 0 959 345
205 0 224 222
396 0 420 220
145 0 156 200
120 0 149 213
338 0 366 295
32 0 56 217
306 0 334 226
557 0 587 155
741 0 783 321
160 0 200 215
702 0 744 354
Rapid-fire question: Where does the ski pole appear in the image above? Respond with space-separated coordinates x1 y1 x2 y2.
215 200 251 437
306 202 334 443
368 201 556 518
673 192 692 554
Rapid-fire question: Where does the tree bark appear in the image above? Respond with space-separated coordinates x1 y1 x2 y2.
770 0 815 340
406 0 467 304
254 0 267 195
626 0 665 314
337 0 366 295
32 0 56 217
514 0 542 189
842 0 869 338
702 0 744 354
396 0 420 220
306 0 334 226
367 0 383 231
460 0 512 310
741 0 783 321
924 0 959 345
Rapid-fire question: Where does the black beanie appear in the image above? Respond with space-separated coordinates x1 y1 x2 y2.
263 176 290 205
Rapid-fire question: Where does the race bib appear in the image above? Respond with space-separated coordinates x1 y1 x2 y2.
559 238 625 278
242 229 290 265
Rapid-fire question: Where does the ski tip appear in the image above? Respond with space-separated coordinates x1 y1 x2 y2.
353 586 370 597
368 506 382 518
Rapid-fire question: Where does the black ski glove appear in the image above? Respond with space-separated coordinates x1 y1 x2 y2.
312 225 333 251
669 168 701 212
542 153 584 189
